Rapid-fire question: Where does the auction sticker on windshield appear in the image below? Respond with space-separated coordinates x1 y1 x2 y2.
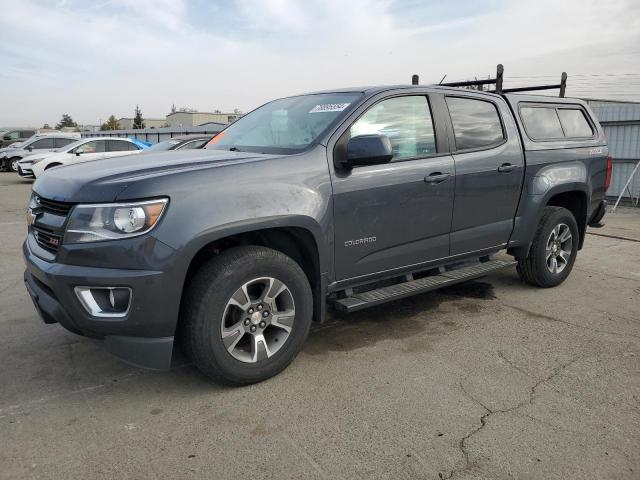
309 103 350 113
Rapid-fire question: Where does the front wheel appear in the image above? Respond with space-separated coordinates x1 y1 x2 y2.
517 206 579 288
180 246 313 385
9 157 20 173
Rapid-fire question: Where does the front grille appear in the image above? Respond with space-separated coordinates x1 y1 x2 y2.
35 196 74 215
33 225 62 253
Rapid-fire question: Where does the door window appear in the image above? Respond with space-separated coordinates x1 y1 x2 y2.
107 140 132 152
54 138 75 148
74 140 105 154
178 139 206 150
349 96 436 161
446 97 504 150
30 138 55 149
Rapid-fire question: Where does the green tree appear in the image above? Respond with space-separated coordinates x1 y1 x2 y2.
42 123 51 129
133 105 145 129
56 114 77 129
100 115 120 131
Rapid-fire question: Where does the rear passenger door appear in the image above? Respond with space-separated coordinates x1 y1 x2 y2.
331 93 454 281
445 95 525 255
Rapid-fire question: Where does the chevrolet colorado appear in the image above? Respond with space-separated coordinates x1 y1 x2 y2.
23 83 610 384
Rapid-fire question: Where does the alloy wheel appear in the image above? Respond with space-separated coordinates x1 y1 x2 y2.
220 277 295 363
546 223 572 274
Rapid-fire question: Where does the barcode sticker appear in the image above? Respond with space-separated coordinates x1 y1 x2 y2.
309 103 350 113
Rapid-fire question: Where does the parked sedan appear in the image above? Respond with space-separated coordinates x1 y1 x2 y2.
143 135 213 152
0 134 79 172
18 137 145 178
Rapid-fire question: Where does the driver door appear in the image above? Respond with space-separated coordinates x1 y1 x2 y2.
331 94 455 281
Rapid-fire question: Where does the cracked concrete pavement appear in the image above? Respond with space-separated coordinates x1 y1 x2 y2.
1 175 639 479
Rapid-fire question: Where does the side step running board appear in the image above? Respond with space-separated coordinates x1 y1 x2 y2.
331 259 516 313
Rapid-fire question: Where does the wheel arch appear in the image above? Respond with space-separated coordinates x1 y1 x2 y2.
545 189 588 249
178 218 328 324
509 183 590 259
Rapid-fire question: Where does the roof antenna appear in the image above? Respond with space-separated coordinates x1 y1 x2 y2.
411 74 419 85
439 74 447 85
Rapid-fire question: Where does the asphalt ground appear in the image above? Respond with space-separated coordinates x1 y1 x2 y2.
1 174 639 479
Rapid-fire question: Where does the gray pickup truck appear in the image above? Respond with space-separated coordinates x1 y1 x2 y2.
23 81 610 385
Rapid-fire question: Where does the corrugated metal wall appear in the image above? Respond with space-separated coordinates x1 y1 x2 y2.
588 100 640 201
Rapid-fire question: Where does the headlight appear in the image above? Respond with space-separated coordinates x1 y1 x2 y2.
64 198 168 243
23 156 44 165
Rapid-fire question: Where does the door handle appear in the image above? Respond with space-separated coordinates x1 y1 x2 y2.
498 163 515 173
424 172 450 184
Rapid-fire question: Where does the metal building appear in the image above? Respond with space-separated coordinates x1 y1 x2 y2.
586 99 640 204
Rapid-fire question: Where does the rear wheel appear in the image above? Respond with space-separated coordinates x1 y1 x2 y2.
180 246 313 385
517 206 579 287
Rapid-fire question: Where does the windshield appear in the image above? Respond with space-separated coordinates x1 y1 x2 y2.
147 139 182 151
206 92 362 154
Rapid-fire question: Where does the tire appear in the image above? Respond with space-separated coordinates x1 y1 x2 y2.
180 246 313 385
517 206 579 288
9 157 20 173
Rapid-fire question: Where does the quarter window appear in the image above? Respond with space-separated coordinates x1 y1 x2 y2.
520 107 565 140
446 97 504 150
349 96 436 161
557 109 593 137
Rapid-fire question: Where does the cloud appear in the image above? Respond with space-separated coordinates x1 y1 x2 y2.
0 0 638 126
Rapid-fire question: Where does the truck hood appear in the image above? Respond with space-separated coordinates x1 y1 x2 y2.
32 149 281 203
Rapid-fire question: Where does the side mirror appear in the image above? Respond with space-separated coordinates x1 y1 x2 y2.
27 146 33 152
75 150 81 156
343 134 393 167
3 135 10 141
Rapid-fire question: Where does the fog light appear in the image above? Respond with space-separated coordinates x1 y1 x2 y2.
74 287 132 318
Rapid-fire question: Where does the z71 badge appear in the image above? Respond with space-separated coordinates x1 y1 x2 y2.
344 236 376 247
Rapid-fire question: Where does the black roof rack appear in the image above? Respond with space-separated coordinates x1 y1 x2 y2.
411 64 567 97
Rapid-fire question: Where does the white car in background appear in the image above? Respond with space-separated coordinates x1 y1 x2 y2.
0 134 79 172
18 137 144 178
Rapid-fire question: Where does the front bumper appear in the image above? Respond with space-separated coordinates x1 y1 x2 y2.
23 237 181 370
18 164 34 178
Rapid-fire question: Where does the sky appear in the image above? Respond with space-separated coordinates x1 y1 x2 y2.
0 0 639 127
